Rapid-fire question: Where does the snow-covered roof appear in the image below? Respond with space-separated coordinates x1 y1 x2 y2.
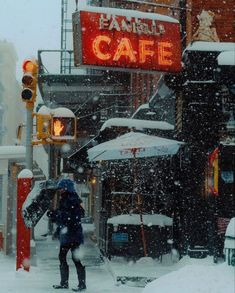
186 41 235 52
78 6 179 24
100 118 174 132
217 51 235 66
107 213 173 227
0 145 26 160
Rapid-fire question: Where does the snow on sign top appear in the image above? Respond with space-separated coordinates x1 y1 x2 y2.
51 107 75 118
78 6 179 24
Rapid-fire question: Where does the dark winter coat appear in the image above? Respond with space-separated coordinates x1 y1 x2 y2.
49 191 84 246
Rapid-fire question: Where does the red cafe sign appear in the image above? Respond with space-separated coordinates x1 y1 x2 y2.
72 7 182 73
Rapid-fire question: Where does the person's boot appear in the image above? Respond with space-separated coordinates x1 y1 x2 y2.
72 265 86 291
53 264 69 289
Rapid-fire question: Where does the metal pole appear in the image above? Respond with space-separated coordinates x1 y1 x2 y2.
26 106 33 170
25 104 37 266
132 149 147 257
48 145 58 236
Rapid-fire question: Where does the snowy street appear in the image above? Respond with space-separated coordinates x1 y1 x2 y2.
0 216 234 293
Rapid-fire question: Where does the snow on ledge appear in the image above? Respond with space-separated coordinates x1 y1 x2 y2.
107 213 173 227
0 145 26 159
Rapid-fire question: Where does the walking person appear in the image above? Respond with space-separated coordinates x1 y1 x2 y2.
47 178 86 291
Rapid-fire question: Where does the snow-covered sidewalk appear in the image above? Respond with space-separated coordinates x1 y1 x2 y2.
0 215 234 293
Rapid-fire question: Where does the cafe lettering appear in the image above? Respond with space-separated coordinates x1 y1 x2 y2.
73 7 182 73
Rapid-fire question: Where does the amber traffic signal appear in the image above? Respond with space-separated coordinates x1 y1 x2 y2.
21 59 38 103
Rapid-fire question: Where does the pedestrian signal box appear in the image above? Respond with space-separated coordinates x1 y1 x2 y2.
21 59 38 104
36 114 51 140
51 108 76 141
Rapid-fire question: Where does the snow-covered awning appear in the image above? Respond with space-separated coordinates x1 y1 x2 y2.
107 214 173 227
0 146 26 160
100 118 174 132
186 41 235 52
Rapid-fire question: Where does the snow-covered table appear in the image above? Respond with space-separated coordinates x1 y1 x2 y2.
224 217 235 266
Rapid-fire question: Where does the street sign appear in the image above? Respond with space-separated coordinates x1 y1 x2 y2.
73 7 182 73
51 107 76 141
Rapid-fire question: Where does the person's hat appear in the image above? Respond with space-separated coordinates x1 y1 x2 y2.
57 178 76 193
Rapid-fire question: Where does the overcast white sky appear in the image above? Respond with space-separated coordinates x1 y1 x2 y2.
0 0 61 78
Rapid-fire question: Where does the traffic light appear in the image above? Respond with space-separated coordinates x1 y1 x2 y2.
21 59 38 104
36 113 51 140
36 106 51 140
51 108 76 141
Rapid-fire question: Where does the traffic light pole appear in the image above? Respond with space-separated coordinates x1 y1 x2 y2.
21 59 39 268
26 104 33 170
26 103 37 266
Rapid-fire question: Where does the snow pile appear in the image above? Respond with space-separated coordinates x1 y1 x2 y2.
142 263 235 293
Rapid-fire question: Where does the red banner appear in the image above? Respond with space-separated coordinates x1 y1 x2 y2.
73 8 182 73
